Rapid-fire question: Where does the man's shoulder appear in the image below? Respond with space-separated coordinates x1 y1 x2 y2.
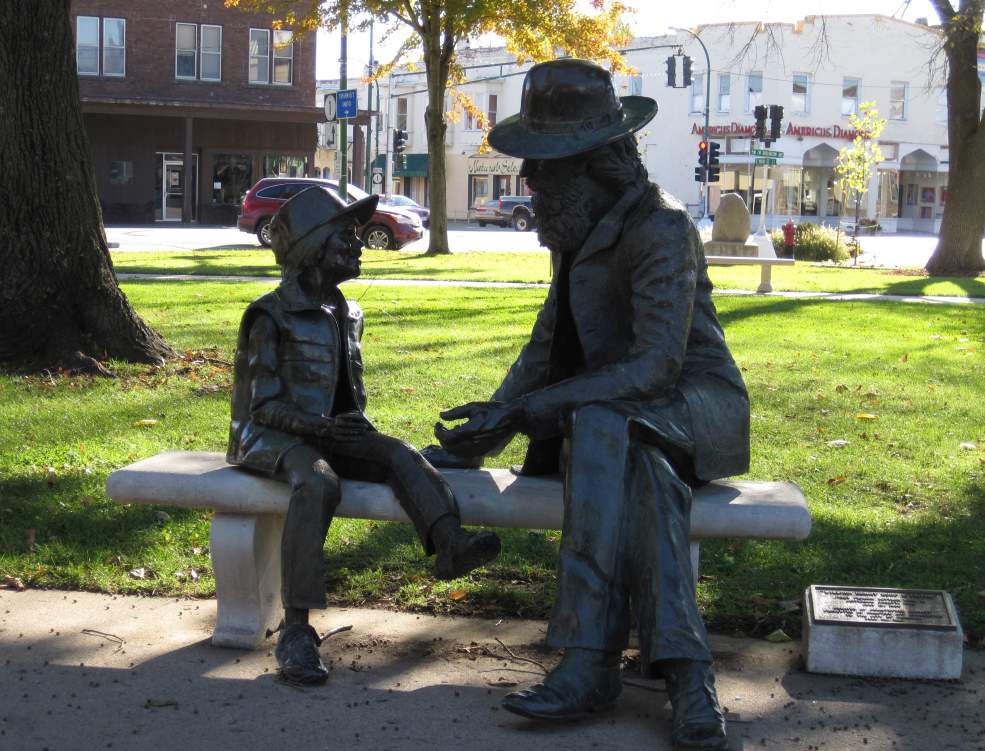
624 184 698 241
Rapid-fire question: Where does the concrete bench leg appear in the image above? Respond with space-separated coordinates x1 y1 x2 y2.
757 264 773 294
690 542 700 590
209 512 285 649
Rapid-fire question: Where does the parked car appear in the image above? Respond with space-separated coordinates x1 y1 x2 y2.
380 193 430 228
469 195 535 231
238 177 424 249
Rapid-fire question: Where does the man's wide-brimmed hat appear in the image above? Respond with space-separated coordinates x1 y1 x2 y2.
271 186 378 267
487 59 658 160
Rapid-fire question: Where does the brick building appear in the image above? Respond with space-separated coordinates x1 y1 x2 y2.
72 0 321 224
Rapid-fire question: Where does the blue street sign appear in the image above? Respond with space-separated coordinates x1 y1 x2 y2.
336 89 358 119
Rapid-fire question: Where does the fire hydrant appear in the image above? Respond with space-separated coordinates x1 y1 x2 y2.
782 218 796 259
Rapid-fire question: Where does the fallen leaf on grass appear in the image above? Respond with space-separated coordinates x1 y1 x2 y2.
135 419 158 427
900 353 908 363
3 575 26 591
826 439 849 448
827 476 846 486
855 413 879 421
835 384 848 393
129 567 148 580
960 442 978 451
448 589 468 601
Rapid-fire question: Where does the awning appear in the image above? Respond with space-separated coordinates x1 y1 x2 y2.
394 153 428 177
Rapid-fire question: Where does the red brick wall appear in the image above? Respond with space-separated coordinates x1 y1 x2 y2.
71 0 315 108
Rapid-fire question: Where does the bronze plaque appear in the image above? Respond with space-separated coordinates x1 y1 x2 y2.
809 586 956 631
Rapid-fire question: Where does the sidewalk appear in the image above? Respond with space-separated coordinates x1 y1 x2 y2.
3 589 983 750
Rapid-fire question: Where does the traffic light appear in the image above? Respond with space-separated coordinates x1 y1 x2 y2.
393 128 408 171
753 105 768 141
664 53 692 88
769 104 784 141
707 141 721 183
697 140 708 166
694 166 706 183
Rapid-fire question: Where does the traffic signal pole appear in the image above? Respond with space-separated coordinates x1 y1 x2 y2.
338 5 348 200
672 27 712 222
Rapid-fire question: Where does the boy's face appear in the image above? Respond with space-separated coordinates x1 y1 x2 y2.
319 218 363 283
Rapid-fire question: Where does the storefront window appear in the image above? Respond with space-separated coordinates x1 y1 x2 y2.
109 160 134 186
801 169 820 216
213 154 253 205
773 166 802 216
876 170 899 218
264 155 308 177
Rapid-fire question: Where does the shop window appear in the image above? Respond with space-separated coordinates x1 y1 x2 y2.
842 77 860 116
264 155 308 177
890 81 908 120
176 23 197 79
488 94 498 127
109 161 134 186
717 74 730 113
774 167 803 216
76 16 125 77
212 154 252 205
879 142 899 161
396 97 408 131
876 171 899 218
745 71 763 112
629 74 643 96
690 73 705 114
201 25 222 81
249 29 270 84
272 30 293 85
792 73 810 114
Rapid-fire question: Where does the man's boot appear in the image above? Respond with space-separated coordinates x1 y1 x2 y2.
431 518 501 580
275 623 330 685
502 648 622 720
663 660 728 750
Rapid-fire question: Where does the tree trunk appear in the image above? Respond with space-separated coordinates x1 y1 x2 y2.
422 10 452 255
0 0 174 373
926 0 985 276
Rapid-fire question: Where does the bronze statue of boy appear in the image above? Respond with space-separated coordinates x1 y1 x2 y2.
429 59 749 750
227 186 500 684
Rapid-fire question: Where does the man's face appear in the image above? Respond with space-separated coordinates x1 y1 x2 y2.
319 218 363 282
521 156 596 255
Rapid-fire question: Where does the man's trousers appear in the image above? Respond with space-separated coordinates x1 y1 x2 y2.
545 398 713 667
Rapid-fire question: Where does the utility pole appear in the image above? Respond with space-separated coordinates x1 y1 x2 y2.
338 4 348 200
364 20 374 192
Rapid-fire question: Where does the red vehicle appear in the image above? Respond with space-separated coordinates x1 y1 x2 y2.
238 177 424 249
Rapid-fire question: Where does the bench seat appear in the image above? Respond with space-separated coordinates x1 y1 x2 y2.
107 451 811 648
705 255 795 294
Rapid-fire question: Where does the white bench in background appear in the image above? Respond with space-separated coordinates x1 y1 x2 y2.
705 255 795 294
106 451 811 649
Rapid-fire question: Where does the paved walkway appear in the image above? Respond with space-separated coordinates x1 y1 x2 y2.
2 589 983 750
117 273 985 306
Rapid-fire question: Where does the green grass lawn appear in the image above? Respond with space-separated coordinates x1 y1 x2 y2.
111 248 985 298
2 280 984 642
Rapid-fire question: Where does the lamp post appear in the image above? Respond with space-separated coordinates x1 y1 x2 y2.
672 27 712 225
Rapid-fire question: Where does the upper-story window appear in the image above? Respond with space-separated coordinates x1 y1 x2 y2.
792 73 811 114
628 74 643 96
249 29 293 85
488 94 498 127
690 73 705 114
842 77 860 116
746 71 763 112
717 73 730 112
396 97 408 131
76 16 126 77
176 23 221 81
890 81 908 120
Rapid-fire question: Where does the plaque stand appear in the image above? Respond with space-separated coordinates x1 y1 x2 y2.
803 585 964 680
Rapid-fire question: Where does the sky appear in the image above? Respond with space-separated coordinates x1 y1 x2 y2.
314 0 940 80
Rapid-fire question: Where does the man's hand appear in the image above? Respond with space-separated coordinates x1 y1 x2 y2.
316 411 373 442
434 400 525 458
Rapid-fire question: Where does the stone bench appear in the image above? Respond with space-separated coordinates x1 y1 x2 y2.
106 451 811 649
705 255 795 294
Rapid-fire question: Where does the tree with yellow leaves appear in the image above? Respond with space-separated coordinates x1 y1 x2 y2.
835 101 885 264
226 0 632 254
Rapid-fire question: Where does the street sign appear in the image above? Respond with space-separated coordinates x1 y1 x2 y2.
323 93 337 122
336 89 358 119
751 148 783 158
754 157 778 165
371 172 383 186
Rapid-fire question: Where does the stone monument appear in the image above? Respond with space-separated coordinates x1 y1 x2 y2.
704 193 760 257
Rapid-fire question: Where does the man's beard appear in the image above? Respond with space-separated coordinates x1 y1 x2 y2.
532 173 596 254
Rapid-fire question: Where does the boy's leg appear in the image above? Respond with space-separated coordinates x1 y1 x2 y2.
330 432 500 577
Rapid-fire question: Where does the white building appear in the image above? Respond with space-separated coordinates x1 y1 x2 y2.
367 14 949 230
